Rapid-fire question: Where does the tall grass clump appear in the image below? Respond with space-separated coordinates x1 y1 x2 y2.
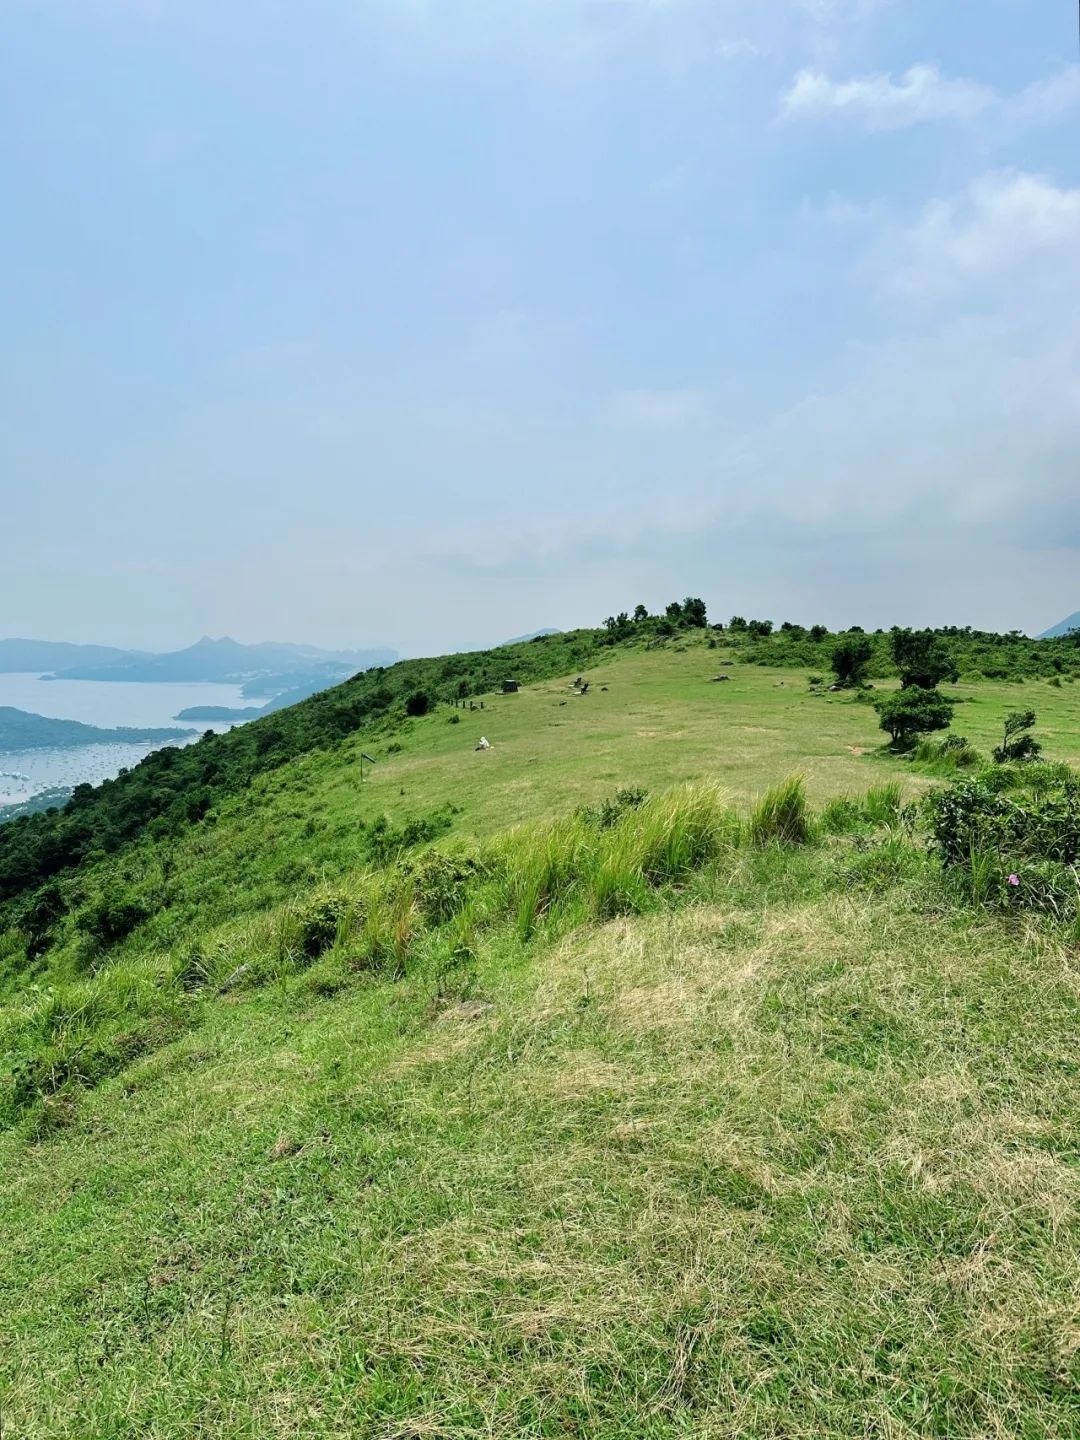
748 776 813 848
588 784 734 918
489 784 735 935
863 781 903 828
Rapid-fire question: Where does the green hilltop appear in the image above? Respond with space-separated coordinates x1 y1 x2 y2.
2 607 1080 1436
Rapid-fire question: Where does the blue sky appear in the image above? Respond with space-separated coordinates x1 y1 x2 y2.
2 0 1078 652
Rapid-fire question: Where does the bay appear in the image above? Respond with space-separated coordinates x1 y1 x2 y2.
0 674 252 807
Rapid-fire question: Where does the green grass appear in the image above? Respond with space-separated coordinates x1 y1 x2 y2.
3 808 1080 1436
19 645 1080 975
3 640 1080 1435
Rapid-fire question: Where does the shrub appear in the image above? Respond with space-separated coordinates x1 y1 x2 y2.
292 892 352 961
405 691 432 717
925 774 1080 919
993 710 1043 764
578 786 649 830
831 636 873 688
403 850 482 925
74 886 149 952
891 629 959 689
875 688 954 749
748 776 812 847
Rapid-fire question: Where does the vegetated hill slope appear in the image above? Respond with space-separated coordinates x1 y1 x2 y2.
3 616 1080 1432
2 781 1080 1437
9 634 1080 979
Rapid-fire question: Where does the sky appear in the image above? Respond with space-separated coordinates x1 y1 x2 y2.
1 0 1078 653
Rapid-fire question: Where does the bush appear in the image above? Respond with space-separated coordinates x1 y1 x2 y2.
292 892 352 961
993 710 1043 764
74 886 149 952
891 629 958 689
831 636 873 688
875 688 954 749
578 786 649 831
925 773 1080 919
405 691 432 717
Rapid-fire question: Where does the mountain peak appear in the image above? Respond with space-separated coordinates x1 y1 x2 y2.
1040 611 1080 639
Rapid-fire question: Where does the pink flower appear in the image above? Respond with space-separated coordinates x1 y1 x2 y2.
1008 874 1020 886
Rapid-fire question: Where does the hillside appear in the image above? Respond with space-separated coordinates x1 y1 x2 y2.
1 618 1080 1434
1041 610 1080 639
0 707 194 750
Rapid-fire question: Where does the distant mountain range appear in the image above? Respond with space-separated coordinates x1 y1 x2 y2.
1040 612 1080 639
0 707 194 752
0 639 143 673
2 636 398 686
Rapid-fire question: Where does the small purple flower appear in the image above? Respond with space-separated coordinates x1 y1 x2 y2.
1007 874 1020 887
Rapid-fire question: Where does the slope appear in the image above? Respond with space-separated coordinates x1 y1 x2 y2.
1041 611 1080 639
2 787 1079 1437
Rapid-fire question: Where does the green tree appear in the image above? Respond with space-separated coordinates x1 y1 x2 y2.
405 691 432 717
633 604 649 622
875 688 954 749
993 710 1042 763
830 635 873 688
891 629 959 689
681 597 708 628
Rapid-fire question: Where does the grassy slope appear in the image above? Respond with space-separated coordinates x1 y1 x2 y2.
3 842 1080 1437
3 643 1080 1435
53 638 1080 959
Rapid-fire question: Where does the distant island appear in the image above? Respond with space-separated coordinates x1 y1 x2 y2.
175 674 343 723
0 707 195 752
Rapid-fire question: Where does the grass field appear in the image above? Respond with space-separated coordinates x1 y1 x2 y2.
85 639 1080 957
3 829 1080 1437
2 639 1080 1436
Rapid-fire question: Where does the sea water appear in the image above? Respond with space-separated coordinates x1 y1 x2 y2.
0 673 251 807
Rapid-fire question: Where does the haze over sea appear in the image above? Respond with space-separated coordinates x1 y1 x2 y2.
0 674 249 806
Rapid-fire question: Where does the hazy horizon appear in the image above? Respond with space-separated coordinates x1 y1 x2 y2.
3 1 1078 653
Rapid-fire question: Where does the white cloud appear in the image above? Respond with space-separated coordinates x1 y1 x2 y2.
1006 65 1080 129
780 63 992 129
781 61 1080 133
885 171 1080 297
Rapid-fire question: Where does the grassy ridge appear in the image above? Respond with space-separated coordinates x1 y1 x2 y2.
0 628 617 907
2 779 1080 1435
